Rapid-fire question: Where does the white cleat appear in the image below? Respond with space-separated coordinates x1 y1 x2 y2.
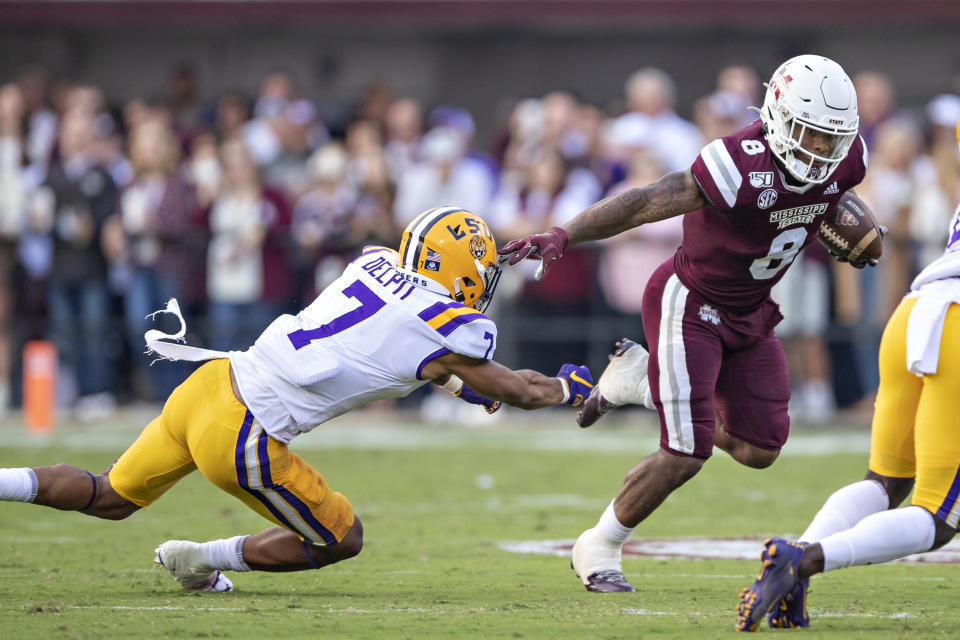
570 527 635 593
155 540 234 592
577 338 652 428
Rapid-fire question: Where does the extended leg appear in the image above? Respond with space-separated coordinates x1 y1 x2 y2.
571 450 704 591
243 518 364 571
2 464 139 520
155 517 364 592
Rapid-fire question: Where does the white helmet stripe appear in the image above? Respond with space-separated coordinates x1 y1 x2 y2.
402 206 463 270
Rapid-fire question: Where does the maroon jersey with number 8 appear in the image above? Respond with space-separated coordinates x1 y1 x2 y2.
682 120 867 313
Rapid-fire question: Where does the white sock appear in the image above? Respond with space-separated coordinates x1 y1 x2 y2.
800 480 889 543
0 468 38 502
200 535 251 572
595 500 635 545
819 506 935 572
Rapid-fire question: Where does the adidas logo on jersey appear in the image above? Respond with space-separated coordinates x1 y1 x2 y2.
823 181 839 195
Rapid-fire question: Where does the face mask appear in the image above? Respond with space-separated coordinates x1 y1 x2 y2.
790 155 823 182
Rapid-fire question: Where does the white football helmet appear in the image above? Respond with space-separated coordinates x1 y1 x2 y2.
759 55 859 184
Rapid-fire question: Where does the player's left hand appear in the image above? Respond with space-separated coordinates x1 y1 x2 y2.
455 383 502 414
556 363 593 407
832 225 886 269
497 226 569 281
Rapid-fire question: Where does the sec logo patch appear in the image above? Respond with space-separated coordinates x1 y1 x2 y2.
757 189 778 209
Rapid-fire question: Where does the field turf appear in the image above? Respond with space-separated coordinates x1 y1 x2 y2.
1 408 958 639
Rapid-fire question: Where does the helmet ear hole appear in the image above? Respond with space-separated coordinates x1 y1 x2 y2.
462 276 475 287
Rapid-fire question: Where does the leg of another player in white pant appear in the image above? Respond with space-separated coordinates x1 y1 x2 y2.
798 478 890 543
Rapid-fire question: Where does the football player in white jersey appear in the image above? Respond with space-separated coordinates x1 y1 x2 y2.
735 121 960 631
0 207 594 593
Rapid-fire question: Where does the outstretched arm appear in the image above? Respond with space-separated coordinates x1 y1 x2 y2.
422 353 591 410
499 170 706 278
564 169 705 244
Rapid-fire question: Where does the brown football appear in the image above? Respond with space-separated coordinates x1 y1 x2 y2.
817 191 884 263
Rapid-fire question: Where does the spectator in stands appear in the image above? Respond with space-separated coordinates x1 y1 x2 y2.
540 91 578 157
202 137 292 351
214 91 252 143
693 90 752 142
186 131 221 209
393 126 495 226
102 118 202 400
566 102 609 183
836 118 923 405
16 66 58 172
490 148 601 372
854 71 897 150
911 94 960 268
606 67 703 173
597 149 681 317
42 108 118 414
164 62 203 144
94 110 134 191
0 83 31 414
291 142 358 301
343 120 397 251
243 71 298 167
383 97 423 182
262 98 327 200
715 64 761 118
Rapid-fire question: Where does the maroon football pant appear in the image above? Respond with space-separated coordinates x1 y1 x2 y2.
641 260 791 459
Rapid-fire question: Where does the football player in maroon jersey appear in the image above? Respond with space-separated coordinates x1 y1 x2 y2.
499 55 872 596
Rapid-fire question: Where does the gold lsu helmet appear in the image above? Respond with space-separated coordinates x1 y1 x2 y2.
398 207 502 313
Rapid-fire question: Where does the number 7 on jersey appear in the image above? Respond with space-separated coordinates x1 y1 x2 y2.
287 280 386 350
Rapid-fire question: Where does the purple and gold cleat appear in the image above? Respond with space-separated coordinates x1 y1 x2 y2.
735 538 805 632
768 577 809 628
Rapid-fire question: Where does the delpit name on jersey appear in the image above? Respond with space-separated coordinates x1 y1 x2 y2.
768 203 829 229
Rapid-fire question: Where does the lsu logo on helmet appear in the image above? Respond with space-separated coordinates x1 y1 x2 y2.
399 207 502 312
469 235 487 260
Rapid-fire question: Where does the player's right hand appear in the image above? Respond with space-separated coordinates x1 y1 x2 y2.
556 363 593 407
497 226 569 280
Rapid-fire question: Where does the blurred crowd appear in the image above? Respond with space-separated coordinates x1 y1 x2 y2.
0 63 958 423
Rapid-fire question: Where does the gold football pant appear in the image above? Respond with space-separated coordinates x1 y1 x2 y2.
869 297 960 527
108 359 354 544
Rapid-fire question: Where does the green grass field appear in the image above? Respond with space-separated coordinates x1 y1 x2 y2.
1 409 958 639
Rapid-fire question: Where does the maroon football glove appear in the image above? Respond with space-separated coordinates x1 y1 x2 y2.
497 226 569 281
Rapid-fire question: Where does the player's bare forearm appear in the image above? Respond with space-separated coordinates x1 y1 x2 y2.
460 366 562 410
563 170 705 245
425 354 563 410
502 369 565 409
